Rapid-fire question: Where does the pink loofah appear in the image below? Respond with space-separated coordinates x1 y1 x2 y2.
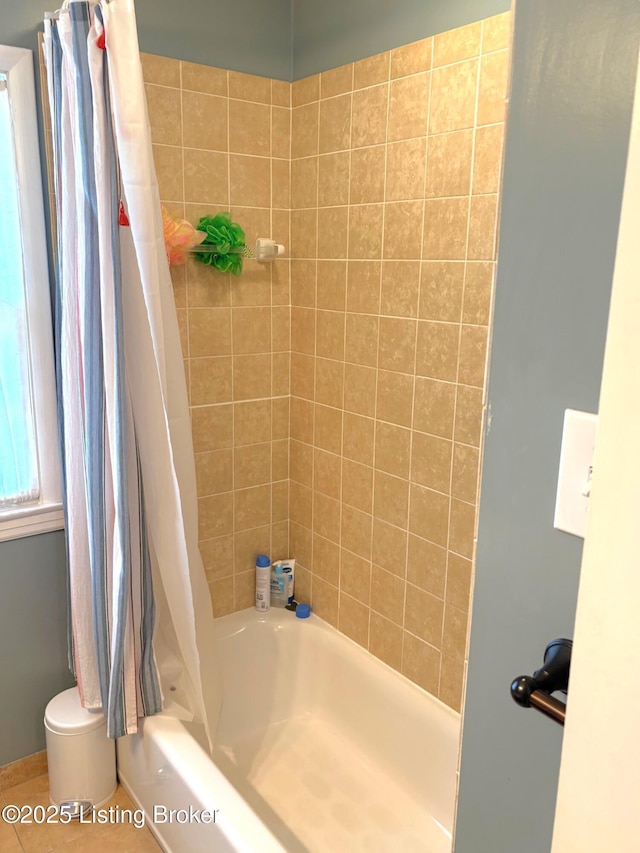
162 207 206 266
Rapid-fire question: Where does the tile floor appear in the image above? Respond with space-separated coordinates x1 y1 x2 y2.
0 775 162 852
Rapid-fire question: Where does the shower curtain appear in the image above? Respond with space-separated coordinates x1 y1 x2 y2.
43 0 220 741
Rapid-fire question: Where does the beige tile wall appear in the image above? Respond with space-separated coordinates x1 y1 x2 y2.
142 10 510 712
141 56 292 616
288 13 510 712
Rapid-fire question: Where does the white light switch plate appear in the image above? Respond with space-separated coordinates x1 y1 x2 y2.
554 409 598 538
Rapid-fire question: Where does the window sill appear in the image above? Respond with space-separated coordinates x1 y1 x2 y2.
0 503 65 542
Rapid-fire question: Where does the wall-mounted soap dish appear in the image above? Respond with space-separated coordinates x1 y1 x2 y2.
256 237 285 263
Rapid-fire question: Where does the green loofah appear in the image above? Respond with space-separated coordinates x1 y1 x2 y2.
193 213 253 275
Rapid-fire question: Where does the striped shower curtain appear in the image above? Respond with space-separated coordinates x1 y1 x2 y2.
43 0 220 741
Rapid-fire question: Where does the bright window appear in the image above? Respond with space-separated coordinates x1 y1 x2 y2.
0 81 40 505
0 46 62 541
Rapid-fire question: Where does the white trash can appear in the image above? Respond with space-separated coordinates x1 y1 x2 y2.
44 687 117 816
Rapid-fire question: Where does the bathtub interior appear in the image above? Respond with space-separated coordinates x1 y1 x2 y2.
120 608 461 852
189 609 461 853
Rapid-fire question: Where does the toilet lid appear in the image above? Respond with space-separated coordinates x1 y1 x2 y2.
44 687 107 735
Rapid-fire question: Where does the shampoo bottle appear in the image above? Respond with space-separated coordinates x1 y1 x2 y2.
270 563 288 607
255 554 271 611
272 559 295 606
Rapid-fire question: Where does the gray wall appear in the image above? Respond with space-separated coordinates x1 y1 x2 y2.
4 0 521 84
134 0 292 80
3 0 515 83
0 1 47 54
0 533 74 766
455 2 640 851
292 0 510 79
1 0 292 79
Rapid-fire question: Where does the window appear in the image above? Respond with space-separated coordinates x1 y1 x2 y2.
0 46 62 540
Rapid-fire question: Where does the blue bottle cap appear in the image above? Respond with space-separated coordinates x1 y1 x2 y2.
256 554 270 568
296 603 311 619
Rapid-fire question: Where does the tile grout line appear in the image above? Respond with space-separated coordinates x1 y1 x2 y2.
336 67 355 638
439 23 485 697
402 33 435 691
286 82 293 565
307 84 320 613
364 52 393 655
268 81 275 590
224 71 238 610
155 113 505 155
290 45 506 103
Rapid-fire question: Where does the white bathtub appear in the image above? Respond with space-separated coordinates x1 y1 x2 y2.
117 608 460 853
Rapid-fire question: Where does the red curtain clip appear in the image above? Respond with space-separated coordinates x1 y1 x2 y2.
96 30 106 51
119 201 130 226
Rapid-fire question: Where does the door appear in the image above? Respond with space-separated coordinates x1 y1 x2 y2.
551 51 640 853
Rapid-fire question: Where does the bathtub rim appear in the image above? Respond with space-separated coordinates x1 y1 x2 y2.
117 712 287 853
215 606 461 726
